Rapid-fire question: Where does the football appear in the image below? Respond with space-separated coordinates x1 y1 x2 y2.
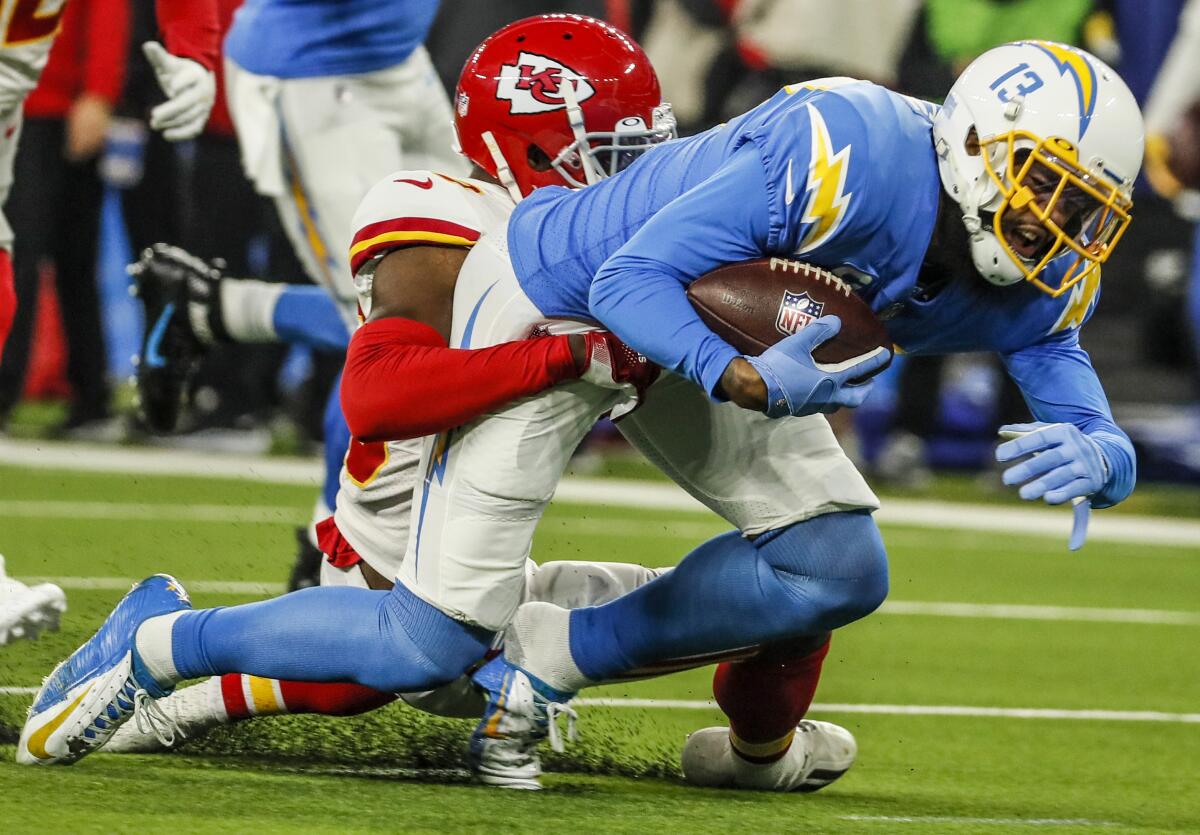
686 257 893 373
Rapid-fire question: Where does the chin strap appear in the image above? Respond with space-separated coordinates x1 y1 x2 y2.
958 171 1028 286
958 174 991 242
560 81 603 186
481 130 524 203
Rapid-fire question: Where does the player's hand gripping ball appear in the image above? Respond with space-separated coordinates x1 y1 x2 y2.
687 258 893 416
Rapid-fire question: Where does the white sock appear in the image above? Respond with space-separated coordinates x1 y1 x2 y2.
525 561 668 609
503 602 593 693
308 497 331 548
133 610 189 688
218 279 285 343
167 676 229 724
198 675 230 722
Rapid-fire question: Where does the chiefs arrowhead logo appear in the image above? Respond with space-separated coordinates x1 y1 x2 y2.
496 51 596 114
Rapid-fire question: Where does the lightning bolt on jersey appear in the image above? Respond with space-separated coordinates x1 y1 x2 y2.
334 169 514 574
507 79 1133 506
225 0 439 79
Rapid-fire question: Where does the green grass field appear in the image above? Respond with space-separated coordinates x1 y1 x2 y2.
0 460 1198 834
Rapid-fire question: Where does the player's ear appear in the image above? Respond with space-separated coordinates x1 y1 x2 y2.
965 127 981 157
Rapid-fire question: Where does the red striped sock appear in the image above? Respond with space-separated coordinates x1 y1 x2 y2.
712 634 831 764
217 674 395 720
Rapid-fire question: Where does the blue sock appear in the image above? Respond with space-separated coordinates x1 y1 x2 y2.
321 377 349 511
271 286 350 353
568 510 888 682
168 583 492 693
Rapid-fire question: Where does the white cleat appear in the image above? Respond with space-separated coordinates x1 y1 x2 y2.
104 681 222 753
681 720 857 792
468 659 578 790
0 556 67 645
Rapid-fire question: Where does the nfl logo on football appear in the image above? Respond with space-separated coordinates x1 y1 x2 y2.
775 290 824 336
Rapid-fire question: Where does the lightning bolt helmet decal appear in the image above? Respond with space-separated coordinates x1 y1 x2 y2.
1026 41 1099 139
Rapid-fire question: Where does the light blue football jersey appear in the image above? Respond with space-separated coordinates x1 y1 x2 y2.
225 0 439 79
507 80 1133 506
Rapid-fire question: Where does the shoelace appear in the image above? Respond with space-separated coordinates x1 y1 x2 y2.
132 689 185 748
544 702 579 753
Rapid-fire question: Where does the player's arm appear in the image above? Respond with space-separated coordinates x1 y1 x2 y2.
997 332 1135 509
588 145 767 399
152 0 219 70
341 248 653 444
587 142 885 416
144 0 219 141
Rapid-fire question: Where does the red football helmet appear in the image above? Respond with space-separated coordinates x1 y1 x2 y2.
453 14 675 200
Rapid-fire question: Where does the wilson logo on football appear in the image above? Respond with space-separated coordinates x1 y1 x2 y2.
496 51 596 114
775 290 825 336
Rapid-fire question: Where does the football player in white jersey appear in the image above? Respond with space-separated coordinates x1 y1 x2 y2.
102 16 666 788
0 0 218 642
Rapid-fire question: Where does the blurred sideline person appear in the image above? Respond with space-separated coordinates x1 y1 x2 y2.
642 0 922 132
0 0 217 362
0 0 220 644
0 0 129 437
1142 0 1200 391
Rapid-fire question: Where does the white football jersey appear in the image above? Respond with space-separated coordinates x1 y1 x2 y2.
333 170 516 579
0 0 67 117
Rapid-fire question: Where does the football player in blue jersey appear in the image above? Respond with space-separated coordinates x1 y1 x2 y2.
484 40 1141 788
23 40 1145 793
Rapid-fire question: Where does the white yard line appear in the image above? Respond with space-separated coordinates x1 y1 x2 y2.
839 815 1118 828
0 685 1195 727
0 500 304 524
3 437 1197 548
19 577 284 595
555 480 1200 548
877 600 1200 626
570 698 1200 724
14 575 1200 626
0 438 324 484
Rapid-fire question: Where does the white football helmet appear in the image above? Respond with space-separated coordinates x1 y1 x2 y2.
931 41 1143 297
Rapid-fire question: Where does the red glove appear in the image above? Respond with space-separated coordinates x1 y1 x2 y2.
576 331 660 419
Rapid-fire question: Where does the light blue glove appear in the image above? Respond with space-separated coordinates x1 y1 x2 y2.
745 315 891 418
996 422 1108 504
997 422 1109 552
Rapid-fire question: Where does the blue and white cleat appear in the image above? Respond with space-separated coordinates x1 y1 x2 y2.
16 574 191 765
467 658 578 790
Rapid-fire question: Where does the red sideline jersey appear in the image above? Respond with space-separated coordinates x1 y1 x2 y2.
23 0 130 119
0 0 216 120
155 0 220 72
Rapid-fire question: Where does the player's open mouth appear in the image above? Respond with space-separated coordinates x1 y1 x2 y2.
1006 222 1050 260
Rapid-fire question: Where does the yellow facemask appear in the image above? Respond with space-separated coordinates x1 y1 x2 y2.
980 131 1133 297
